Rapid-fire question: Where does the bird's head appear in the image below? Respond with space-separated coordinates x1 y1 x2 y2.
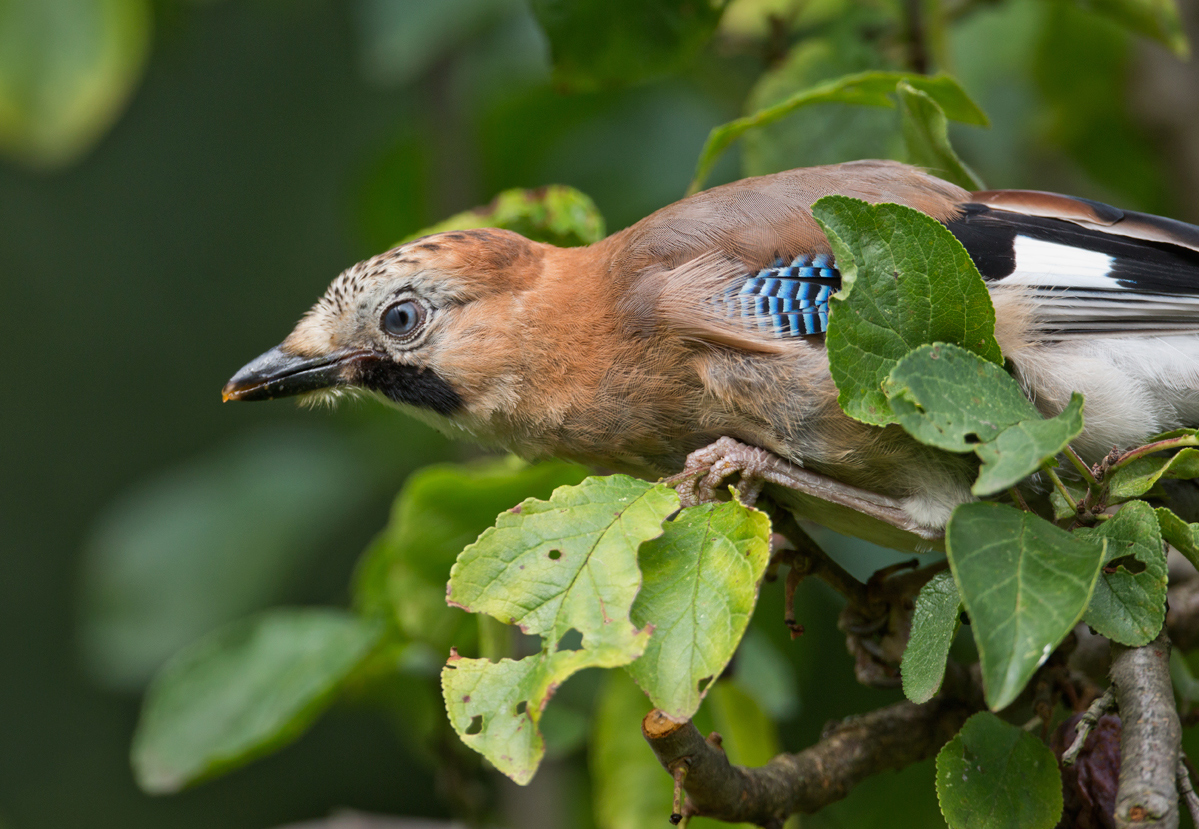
222 228 547 435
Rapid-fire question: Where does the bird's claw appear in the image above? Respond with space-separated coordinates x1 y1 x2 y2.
666 436 783 508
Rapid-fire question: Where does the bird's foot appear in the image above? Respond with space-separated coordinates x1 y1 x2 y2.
666 437 795 508
666 436 945 544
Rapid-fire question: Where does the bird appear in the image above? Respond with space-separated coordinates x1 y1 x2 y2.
222 159 1199 539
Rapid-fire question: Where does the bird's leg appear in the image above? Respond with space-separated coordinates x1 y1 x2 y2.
668 437 778 507
666 436 942 541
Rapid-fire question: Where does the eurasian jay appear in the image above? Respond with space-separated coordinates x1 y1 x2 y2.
222 160 1199 537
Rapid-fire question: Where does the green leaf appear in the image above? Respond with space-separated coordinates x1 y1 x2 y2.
79 429 371 691
973 395 1084 496
814 198 1002 426
739 34 898 179
1156 506 1199 571
529 0 722 92
0 0 150 168
131 609 383 794
1050 480 1088 522
935 712 1063 829
353 457 589 652
897 82 984 190
902 570 961 704
1076 0 1189 57
398 185 606 248
1109 448 1199 500
947 503 1105 710
1143 427 1199 443
884 344 1084 495
442 476 677 783
1077 501 1167 646
885 343 1042 452
690 71 987 193
626 500 771 719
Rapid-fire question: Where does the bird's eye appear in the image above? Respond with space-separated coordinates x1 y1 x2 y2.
381 300 426 340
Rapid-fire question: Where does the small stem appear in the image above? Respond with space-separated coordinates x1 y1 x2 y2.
904 0 929 73
784 564 804 640
1064 445 1099 487
772 510 870 608
1008 487 1032 512
1042 463 1078 513
1178 757 1199 827
669 760 690 825
1111 435 1199 472
1063 685 1117 765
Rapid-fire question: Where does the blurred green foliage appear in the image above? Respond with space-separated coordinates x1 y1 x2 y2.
0 0 150 166
3 0 1196 827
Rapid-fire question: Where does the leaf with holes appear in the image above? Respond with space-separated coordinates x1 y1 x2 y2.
936 712 1063 829
884 343 1085 495
885 343 1042 451
1109 448 1199 500
442 475 677 783
947 503 1105 711
353 457 589 652
1078 501 1167 646
972 396 1084 496
625 500 771 720
902 571 961 704
815 198 1002 427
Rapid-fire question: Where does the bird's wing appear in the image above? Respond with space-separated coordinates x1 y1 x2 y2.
948 197 1199 336
620 160 967 349
969 190 1199 254
625 165 1199 344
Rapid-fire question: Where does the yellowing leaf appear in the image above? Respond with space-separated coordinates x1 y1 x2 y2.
626 500 771 719
442 476 678 783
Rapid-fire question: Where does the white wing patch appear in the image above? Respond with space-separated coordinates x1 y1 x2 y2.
1001 235 1118 290
997 235 1199 335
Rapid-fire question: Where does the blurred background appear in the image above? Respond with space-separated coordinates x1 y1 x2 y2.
4 0 1199 826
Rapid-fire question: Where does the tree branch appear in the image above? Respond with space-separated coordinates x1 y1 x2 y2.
641 664 983 826
1111 631 1181 829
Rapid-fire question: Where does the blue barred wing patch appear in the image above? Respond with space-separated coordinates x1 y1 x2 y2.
714 253 840 337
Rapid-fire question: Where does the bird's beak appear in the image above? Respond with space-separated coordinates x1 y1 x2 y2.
221 345 370 402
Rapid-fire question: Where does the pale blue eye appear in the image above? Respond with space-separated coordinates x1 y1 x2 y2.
382 300 424 338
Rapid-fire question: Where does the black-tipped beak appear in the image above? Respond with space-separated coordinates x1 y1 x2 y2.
222 345 370 402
